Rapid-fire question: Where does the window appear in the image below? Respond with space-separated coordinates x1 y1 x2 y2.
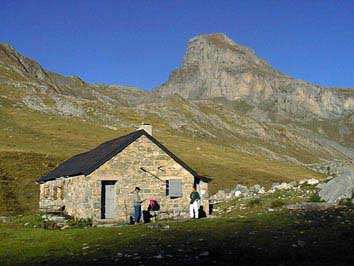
43 185 50 198
53 186 58 200
166 179 183 198
60 185 65 200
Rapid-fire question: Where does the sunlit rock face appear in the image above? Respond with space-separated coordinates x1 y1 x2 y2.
155 33 354 119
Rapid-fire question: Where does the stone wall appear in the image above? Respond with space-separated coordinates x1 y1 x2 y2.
39 175 95 219
197 179 209 214
39 134 209 222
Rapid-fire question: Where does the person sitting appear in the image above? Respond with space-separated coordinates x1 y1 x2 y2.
198 205 207 219
143 205 156 223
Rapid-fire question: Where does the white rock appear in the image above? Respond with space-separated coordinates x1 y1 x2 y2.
299 179 307 185
199 251 210 257
258 187 266 194
272 182 292 190
234 191 242 197
307 178 319 185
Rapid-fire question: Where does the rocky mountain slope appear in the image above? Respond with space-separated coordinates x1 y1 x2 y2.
155 34 354 120
154 34 354 161
0 34 353 204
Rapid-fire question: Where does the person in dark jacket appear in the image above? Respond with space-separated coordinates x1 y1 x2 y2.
190 187 201 219
198 205 207 219
143 205 156 223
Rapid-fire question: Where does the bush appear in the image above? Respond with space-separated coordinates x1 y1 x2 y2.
68 218 93 228
248 198 261 207
42 220 59 230
270 199 285 208
339 198 353 207
308 193 322 203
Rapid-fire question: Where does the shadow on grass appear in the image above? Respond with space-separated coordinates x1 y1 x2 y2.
0 205 353 266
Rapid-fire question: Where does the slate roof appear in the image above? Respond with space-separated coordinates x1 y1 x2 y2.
37 130 204 183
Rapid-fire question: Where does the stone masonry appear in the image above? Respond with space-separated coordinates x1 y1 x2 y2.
39 135 209 222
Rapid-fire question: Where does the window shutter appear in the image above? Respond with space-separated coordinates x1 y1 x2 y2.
44 185 49 198
60 185 65 200
53 186 58 200
169 179 183 198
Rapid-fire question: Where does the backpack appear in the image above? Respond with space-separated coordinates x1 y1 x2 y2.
149 199 160 211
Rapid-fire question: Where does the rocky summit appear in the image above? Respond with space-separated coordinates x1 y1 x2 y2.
155 33 354 119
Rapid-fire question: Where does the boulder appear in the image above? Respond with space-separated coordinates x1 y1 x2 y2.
249 184 266 195
316 183 326 189
46 215 66 223
234 184 249 196
258 187 266 194
299 179 307 185
307 178 319 185
319 169 354 203
289 181 298 187
272 182 292 190
249 184 261 193
234 190 242 198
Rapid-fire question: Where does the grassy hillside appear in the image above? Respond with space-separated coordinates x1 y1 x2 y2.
0 98 323 215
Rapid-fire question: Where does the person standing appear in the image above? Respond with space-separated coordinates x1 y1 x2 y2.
133 187 144 223
190 187 201 219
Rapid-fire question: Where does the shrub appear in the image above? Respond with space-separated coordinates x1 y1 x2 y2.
308 193 322 203
248 198 261 207
339 198 353 207
270 199 285 208
68 218 93 228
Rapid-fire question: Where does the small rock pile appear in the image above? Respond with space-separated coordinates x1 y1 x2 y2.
42 214 70 230
210 178 320 203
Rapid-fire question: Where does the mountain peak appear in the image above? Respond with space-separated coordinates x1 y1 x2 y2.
183 33 259 67
0 43 16 51
189 33 244 50
155 33 279 100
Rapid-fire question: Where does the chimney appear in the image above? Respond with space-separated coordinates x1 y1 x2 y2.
138 123 152 136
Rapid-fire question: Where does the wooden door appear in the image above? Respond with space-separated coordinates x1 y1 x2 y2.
102 181 116 219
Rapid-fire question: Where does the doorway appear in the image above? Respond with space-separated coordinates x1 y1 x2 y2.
101 181 117 219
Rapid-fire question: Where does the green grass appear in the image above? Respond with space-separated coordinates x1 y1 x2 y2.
0 151 62 215
0 203 353 265
270 199 286 208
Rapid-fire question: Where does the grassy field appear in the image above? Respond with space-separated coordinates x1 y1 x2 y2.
0 189 353 266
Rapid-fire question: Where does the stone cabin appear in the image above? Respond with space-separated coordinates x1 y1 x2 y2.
37 125 210 223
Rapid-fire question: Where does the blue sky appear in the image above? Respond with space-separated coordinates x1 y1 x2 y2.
1 1 353 89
